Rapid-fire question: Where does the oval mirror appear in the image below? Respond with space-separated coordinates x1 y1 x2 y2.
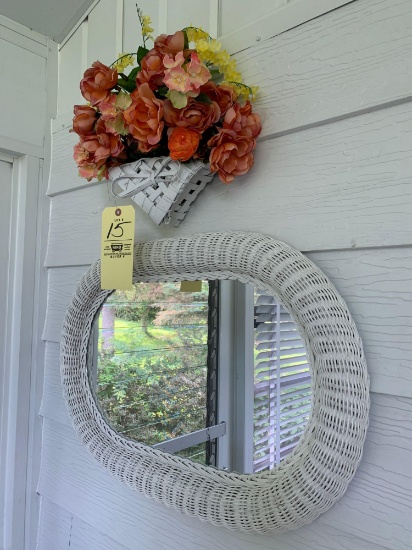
61 231 369 533
87 281 312 473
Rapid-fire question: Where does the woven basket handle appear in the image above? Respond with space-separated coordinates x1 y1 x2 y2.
111 157 181 199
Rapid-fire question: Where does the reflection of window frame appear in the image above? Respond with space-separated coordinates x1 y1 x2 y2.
90 280 311 473
216 281 311 474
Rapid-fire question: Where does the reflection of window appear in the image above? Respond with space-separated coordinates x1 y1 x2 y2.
90 281 218 465
90 281 311 473
253 290 311 472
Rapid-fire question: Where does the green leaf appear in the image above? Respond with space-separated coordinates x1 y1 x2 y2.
210 70 224 85
136 46 149 64
105 115 129 136
157 86 169 98
183 30 189 50
195 93 212 104
117 78 136 93
166 90 188 109
126 66 140 81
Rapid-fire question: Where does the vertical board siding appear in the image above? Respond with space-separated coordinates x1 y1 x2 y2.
165 0 211 34
123 0 159 54
0 38 47 149
87 0 123 67
58 22 88 116
40 0 412 548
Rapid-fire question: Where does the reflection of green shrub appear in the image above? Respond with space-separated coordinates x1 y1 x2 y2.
96 281 210 459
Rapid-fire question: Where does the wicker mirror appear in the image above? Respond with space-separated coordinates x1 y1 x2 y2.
86 280 312 472
61 231 369 533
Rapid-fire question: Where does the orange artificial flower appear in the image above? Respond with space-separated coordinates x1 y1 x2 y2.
124 83 164 153
80 61 118 106
208 129 255 184
168 127 200 161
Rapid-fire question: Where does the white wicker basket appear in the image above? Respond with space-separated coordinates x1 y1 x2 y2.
109 157 215 226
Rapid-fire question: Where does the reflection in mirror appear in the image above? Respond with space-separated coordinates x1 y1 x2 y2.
88 282 311 473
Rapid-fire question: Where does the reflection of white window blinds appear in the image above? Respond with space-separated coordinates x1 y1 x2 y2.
253 291 311 472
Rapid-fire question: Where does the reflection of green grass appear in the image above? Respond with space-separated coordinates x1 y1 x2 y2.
99 317 208 353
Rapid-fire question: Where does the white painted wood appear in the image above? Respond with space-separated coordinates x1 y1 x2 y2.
234 0 412 138
0 0 94 43
220 0 292 38
0 13 48 46
38 397 406 550
42 266 89 343
58 22 88 116
59 0 100 48
46 101 412 260
39 343 71 428
308 247 412 400
37 498 130 550
221 0 353 54
0 38 47 149
0 17 48 57
0 156 43 550
123 0 159 54
87 0 122 67
46 118 87 195
166 0 211 35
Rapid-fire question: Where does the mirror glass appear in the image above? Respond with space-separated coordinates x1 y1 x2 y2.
87 281 312 472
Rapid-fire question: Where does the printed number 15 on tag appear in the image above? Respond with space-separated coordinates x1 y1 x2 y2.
101 205 135 290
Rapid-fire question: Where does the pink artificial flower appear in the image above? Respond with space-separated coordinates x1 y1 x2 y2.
163 51 185 69
164 65 192 93
99 95 128 135
154 31 185 56
186 53 211 90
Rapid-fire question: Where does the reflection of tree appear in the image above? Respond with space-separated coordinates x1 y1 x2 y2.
101 304 115 349
97 282 209 461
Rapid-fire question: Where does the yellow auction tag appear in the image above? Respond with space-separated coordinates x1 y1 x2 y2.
101 205 135 290
180 281 202 292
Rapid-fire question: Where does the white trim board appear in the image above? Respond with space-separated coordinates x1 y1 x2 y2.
220 0 355 53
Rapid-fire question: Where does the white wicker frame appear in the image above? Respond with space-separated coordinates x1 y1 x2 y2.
60 232 369 534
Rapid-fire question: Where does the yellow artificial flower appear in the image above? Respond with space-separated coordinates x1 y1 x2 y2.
113 53 135 72
141 15 154 38
186 27 209 43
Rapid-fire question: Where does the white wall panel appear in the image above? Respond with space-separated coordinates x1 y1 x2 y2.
0 38 47 149
38 498 130 550
58 22 88 115
39 342 71 428
47 101 412 262
220 0 291 37
235 0 412 137
42 266 89 343
87 0 122 67
166 0 211 35
38 394 410 550
308 247 412 399
40 244 412 399
123 0 159 54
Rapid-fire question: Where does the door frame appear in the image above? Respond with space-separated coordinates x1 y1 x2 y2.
0 151 48 550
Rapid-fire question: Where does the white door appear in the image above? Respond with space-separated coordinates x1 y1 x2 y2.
0 156 14 546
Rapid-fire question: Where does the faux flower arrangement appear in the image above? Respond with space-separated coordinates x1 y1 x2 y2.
72 9 261 185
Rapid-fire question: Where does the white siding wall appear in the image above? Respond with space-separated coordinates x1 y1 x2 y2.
39 1 412 548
